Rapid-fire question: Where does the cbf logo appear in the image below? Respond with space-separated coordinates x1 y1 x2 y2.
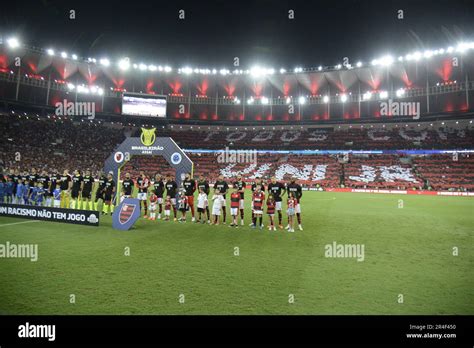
171 152 182 165
112 198 141 231
140 128 156 146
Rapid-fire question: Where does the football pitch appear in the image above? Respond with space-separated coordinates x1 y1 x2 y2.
0 191 472 315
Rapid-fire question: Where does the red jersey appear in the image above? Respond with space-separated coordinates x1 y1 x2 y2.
164 198 171 210
230 192 240 208
266 199 275 214
149 194 158 203
287 198 296 209
252 191 265 210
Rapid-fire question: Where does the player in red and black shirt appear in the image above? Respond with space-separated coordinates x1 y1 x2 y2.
233 175 246 225
229 186 241 227
182 173 196 221
251 185 265 229
286 179 303 231
266 194 276 231
153 174 165 219
136 171 150 218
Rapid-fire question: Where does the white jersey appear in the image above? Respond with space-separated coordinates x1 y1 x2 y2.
212 194 225 214
197 193 208 209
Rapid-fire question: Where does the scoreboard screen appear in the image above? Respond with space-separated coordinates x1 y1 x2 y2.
122 93 167 117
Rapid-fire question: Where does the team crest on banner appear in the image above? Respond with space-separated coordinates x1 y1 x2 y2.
112 198 141 231
140 128 156 146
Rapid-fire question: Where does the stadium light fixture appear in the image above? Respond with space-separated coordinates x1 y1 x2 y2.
71 54 78 60
340 94 348 103
286 97 291 104
379 91 389 99
261 97 269 104
356 61 363 68
47 48 55 56
147 65 157 72
67 83 75 90
138 63 147 71
60 52 68 58
335 64 342 70
323 95 329 103
100 58 110 67
318 66 323 71
396 88 405 97
234 98 241 104
423 50 433 58
247 97 254 104
280 68 286 74
298 96 306 105
412 52 421 61
379 55 394 66
7 37 20 49
164 66 172 72
118 58 130 70
447 46 454 53
362 91 372 101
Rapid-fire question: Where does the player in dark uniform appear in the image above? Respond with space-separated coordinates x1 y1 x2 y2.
28 168 38 185
165 174 178 221
59 169 72 208
102 173 115 215
94 171 107 211
71 170 83 209
250 177 265 226
153 174 165 219
136 171 150 218
48 170 60 207
36 170 50 206
197 174 210 223
214 174 229 224
122 172 134 202
182 173 196 222
233 175 246 225
286 179 303 231
268 176 286 229
82 170 94 210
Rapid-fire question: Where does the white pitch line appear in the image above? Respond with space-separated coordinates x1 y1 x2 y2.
0 220 41 228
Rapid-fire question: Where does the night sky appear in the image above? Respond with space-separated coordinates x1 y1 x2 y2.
1 0 474 68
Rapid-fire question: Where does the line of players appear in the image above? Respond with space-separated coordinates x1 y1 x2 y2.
0 168 115 212
125 172 303 232
0 169 303 232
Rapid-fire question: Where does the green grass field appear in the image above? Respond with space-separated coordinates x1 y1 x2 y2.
0 191 473 315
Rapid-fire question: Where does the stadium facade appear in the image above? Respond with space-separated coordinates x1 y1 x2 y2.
1 39 474 125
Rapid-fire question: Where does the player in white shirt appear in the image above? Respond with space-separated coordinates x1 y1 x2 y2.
211 193 225 225
196 188 209 223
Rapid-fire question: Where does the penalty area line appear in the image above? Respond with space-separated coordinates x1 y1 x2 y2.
0 220 41 228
